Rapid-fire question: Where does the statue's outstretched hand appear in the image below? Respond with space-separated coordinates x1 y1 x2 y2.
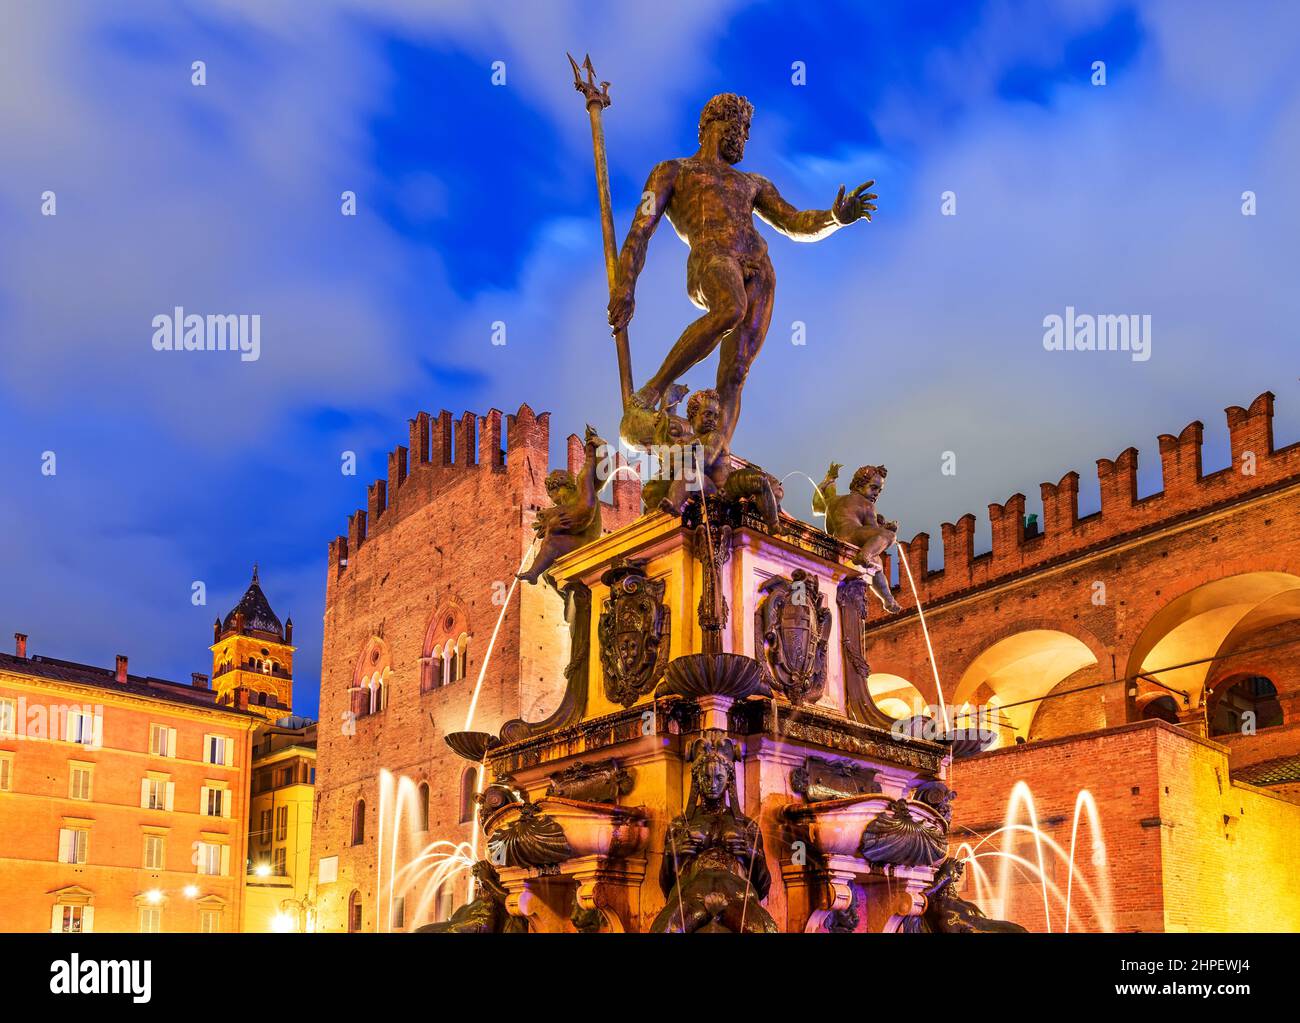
608 281 635 333
832 180 877 225
826 461 842 480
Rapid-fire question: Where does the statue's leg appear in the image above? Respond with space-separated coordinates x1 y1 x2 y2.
639 256 745 406
715 258 775 424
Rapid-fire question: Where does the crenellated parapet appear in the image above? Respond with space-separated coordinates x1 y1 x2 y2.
327 402 642 579
884 392 1298 617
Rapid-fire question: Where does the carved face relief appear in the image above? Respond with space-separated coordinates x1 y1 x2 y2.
598 562 670 708
755 570 831 705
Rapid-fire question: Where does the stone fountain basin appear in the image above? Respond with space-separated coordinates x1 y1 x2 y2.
783 794 947 858
481 797 650 860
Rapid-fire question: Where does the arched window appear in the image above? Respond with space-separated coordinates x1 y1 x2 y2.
458 768 478 825
421 602 470 691
352 637 391 718
455 633 470 682
417 782 430 832
351 798 366 846
347 891 363 933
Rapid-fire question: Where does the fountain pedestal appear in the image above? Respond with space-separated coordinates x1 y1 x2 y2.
445 503 983 932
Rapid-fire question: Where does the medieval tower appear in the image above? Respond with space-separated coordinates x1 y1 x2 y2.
310 405 639 932
211 566 295 723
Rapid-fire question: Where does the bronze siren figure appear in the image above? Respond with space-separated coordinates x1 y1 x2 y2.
568 54 876 449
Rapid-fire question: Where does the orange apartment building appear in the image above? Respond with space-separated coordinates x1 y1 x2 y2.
0 633 259 933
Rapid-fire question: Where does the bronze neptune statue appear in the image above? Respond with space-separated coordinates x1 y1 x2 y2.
610 92 876 447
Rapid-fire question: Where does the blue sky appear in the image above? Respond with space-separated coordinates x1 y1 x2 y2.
2 0 1298 719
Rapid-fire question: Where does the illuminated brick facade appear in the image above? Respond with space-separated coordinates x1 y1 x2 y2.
310 405 639 932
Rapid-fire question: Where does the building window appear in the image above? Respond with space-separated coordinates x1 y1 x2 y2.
149 724 175 757
351 799 365 846
58 827 89 865
141 778 171 811
69 765 92 801
275 805 288 841
258 809 272 845
138 907 162 934
199 909 222 933
204 735 232 767
0 697 16 737
347 891 363 933
435 885 454 923
196 842 224 876
143 835 165 870
391 896 405 930
273 846 287 875
418 782 430 831
54 904 92 934
202 786 228 818
458 768 477 825
0 754 12 792
65 708 97 746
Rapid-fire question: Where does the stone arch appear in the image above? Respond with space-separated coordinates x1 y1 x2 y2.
1122 571 1300 723
952 620 1107 748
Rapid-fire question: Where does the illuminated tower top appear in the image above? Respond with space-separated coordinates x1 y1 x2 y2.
211 565 294 722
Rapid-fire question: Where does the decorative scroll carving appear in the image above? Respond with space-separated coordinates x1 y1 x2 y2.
477 781 523 830
499 582 591 744
487 802 572 868
837 577 897 729
910 779 955 824
824 885 860 933
790 755 883 803
858 798 946 869
598 561 670 708
413 861 527 934
545 759 633 804
650 730 777 932
755 570 831 704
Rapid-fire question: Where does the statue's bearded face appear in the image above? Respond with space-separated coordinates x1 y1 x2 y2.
718 114 749 164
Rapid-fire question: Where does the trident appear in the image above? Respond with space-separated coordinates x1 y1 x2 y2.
568 53 633 407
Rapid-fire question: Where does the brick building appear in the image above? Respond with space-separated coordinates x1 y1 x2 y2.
0 634 258 932
864 391 1300 930
310 405 638 932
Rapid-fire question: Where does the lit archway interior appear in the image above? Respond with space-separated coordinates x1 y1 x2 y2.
1125 572 1300 713
953 630 1099 748
866 673 927 720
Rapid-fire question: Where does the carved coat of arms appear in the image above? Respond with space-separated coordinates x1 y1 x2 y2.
755 569 831 704
598 562 670 707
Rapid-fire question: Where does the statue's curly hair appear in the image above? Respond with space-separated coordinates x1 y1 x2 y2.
850 464 887 493
698 93 753 143
544 468 576 492
686 387 721 423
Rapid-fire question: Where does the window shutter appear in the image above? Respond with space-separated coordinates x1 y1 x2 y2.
140 778 150 809
220 845 230 876
200 786 210 816
222 789 232 819
202 735 211 764
82 907 94 933
58 828 72 863
91 713 104 750
51 905 63 933
167 727 177 757
165 781 175 812
63 712 76 743
224 737 233 766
